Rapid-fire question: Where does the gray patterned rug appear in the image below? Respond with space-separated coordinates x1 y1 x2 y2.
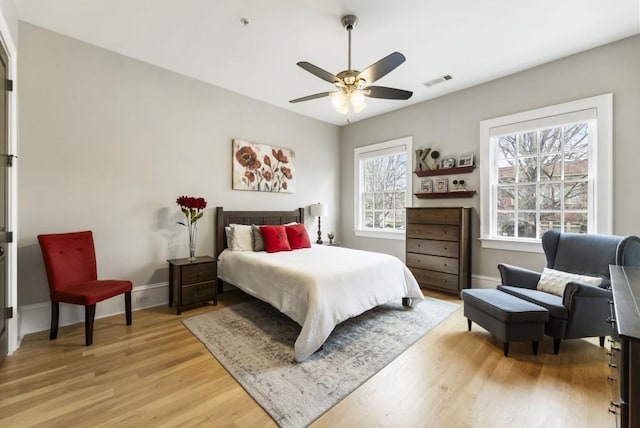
183 297 459 428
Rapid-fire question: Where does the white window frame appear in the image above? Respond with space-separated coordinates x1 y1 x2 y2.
479 94 612 253
354 136 413 240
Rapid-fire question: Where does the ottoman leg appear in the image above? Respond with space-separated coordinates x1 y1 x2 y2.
467 319 472 331
553 339 561 355
532 341 539 355
503 342 510 357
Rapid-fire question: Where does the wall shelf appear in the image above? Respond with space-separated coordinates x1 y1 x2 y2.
414 165 476 177
414 190 476 199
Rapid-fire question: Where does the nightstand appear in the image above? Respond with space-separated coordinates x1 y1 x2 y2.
167 256 218 315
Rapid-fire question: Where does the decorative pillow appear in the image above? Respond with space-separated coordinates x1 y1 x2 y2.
252 225 265 251
285 224 311 249
536 267 603 297
225 226 232 249
228 224 253 251
259 225 291 253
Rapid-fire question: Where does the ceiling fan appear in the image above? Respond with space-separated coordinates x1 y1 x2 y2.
289 14 413 117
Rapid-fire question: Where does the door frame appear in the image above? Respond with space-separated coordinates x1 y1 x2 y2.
0 10 18 355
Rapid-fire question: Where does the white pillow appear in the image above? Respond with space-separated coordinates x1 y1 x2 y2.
251 225 265 251
536 267 602 297
228 224 253 251
225 226 232 248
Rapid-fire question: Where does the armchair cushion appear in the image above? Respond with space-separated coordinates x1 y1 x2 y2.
536 267 602 297
498 285 569 320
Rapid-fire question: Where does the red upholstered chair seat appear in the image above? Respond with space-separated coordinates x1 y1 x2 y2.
38 230 132 346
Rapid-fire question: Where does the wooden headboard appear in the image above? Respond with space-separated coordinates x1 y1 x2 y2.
215 206 305 258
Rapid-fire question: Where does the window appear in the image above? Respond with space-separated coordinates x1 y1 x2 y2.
480 94 612 252
354 136 412 239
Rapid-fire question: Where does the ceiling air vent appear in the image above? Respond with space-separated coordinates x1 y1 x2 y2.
424 74 452 87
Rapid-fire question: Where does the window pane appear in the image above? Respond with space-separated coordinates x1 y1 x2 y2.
497 136 516 159
374 193 383 209
497 186 514 210
498 159 516 184
564 123 589 152
564 181 588 210
564 212 588 233
395 210 405 230
394 192 405 210
364 193 373 210
539 128 562 154
518 156 537 183
518 212 536 238
518 132 537 156
540 154 562 181
374 211 384 228
384 192 393 209
540 212 561 236
564 150 588 180
365 211 373 228
497 212 515 237
539 183 561 210
384 211 394 229
517 185 536 210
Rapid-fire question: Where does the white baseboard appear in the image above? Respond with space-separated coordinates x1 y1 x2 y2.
18 282 169 338
471 274 501 289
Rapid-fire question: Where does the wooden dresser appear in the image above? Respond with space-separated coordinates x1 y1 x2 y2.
608 265 640 427
405 207 471 294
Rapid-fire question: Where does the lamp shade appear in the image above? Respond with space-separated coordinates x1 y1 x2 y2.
309 203 328 217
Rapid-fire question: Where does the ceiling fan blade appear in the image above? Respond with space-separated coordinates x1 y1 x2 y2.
289 91 335 103
297 62 341 84
365 86 413 100
357 52 406 84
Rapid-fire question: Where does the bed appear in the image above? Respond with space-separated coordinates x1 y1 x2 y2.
215 207 424 362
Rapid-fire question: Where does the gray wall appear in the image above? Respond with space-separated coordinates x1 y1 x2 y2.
340 35 640 278
18 23 339 306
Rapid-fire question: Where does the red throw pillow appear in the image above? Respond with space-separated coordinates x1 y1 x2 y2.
285 224 311 249
259 225 292 253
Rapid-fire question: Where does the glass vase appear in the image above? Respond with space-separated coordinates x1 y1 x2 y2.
188 240 196 261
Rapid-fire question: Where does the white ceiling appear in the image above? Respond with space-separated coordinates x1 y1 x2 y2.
13 0 640 126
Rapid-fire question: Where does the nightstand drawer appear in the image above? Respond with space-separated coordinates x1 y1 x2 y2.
182 281 216 305
406 253 458 275
182 263 216 285
407 238 459 258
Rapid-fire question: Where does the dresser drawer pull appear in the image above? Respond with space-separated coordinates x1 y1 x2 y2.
607 375 616 382
608 408 618 415
442 280 447 283
610 401 621 408
611 345 621 352
609 362 617 369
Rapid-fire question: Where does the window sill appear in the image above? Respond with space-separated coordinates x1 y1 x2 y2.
479 237 543 253
354 229 406 241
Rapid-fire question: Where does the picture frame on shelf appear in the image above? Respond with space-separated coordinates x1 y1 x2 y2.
435 178 449 193
458 154 475 167
421 179 434 193
440 157 456 169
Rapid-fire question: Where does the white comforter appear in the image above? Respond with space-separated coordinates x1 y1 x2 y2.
217 244 424 361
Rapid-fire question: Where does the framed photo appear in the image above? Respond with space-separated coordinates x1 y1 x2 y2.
421 179 433 193
458 154 474 167
441 157 456 169
435 178 449 193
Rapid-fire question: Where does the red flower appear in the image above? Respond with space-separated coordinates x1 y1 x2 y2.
264 155 271 166
264 171 273 181
272 149 288 163
245 171 255 182
236 146 261 170
282 182 288 190
281 166 293 179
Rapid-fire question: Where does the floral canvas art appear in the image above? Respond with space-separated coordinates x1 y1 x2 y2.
232 139 296 193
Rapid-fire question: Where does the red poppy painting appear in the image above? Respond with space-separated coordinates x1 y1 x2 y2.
232 139 296 193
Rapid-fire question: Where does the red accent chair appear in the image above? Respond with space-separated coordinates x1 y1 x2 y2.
37 231 132 345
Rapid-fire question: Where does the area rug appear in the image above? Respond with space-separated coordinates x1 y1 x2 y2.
183 297 459 428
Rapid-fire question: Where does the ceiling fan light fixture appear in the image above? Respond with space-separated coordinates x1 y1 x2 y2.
350 91 366 108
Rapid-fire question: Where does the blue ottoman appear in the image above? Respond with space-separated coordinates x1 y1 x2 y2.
461 289 549 356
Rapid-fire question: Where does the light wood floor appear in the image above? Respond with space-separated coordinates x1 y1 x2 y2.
0 290 614 427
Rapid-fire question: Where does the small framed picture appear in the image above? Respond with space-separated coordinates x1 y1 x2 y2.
421 179 433 193
435 178 449 193
441 157 456 169
458 154 474 167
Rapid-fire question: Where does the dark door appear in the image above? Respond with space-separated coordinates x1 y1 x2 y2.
0 39 10 364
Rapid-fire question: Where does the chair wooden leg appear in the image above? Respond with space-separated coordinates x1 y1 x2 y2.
50 301 59 340
85 305 96 346
599 336 605 347
553 338 561 355
125 291 132 325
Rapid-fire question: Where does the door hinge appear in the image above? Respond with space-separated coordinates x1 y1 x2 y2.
6 79 12 92
6 231 12 243
5 307 12 319
6 154 16 167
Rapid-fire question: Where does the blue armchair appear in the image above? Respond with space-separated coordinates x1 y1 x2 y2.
497 231 640 354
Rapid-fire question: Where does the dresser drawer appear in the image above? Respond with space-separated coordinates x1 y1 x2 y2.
182 281 216 305
409 267 459 292
407 238 459 258
406 224 459 242
181 262 216 285
407 208 460 225
406 253 458 275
